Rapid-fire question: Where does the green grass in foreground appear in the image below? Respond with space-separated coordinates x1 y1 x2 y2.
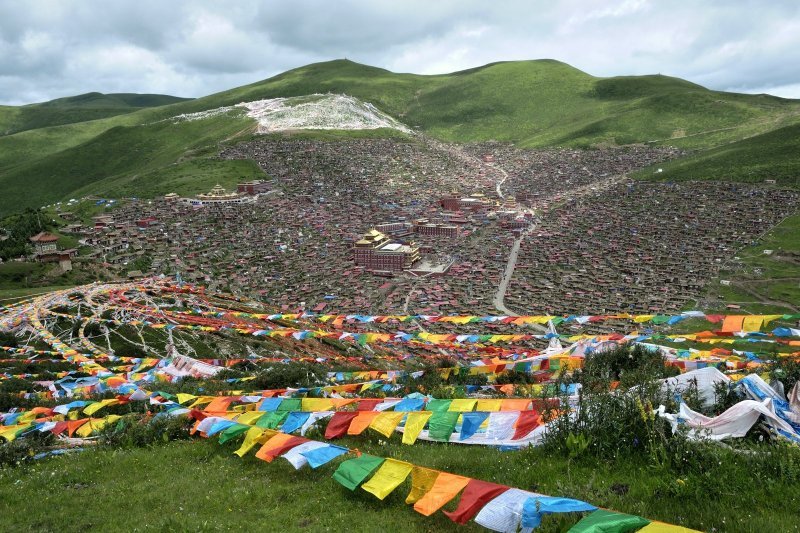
1 435 798 532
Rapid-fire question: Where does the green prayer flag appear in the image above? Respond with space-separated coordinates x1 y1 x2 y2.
277 398 302 411
218 423 250 444
256 410 289 429
332 454 385 491
569 509 650 533
428 411 460 441
425 399 452 412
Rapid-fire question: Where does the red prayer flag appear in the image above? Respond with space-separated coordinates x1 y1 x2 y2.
356 399 383 411
50 421 69 435
443 479 510 524
324 411 359 439
512 410 542 440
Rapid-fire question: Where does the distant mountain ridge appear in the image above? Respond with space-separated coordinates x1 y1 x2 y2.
0 58 798 215
0 92 191 136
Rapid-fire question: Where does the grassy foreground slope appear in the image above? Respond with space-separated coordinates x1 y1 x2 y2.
1 437 797 532
0 92 190 136
1 59 799 214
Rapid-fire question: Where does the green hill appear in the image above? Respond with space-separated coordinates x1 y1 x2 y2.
1 59 799 215
0 92 190 136
636 123 800 186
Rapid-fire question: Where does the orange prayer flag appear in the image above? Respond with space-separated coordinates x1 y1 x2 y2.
405 466 440 504
500 399 531 411
413 472 471 516
204 396 235 414
66 418 89 437
254 433 307 462
347 411 382 435
720 315 745 333
330 398 357 409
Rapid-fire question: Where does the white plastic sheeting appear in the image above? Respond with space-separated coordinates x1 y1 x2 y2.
657 398 798 441
661 367 730 409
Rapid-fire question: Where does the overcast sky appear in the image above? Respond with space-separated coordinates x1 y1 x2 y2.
1 0 799 105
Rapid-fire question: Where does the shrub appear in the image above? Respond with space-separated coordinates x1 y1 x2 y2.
0 330 18 347
97 414 194 448
250 362 327 389
542 343 674 461
495 370 534 385
0 432 54 466
767 355 800 394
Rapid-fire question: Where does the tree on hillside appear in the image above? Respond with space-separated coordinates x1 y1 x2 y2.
0 208 51 260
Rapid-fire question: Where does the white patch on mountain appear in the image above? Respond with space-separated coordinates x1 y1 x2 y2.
166 94 412 133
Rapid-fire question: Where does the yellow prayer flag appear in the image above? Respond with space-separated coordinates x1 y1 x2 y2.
361 459 414 500
301 398 334 412
742 316 764 332
448 399 477 412
638 522 702 532
83 398 119 416
402 412 433 445
475 399 503 412
0 424 26 442
234 427 267 457
188 396 215 409
75 415 121 437
763 314 784 326
405 466 440 504
235 411 266 426
176 393 198 405
369 411 406 438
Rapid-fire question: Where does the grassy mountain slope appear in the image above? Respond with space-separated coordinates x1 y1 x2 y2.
0 92 190 136
636 123 800 186
0 59 798 214
0 111 254 210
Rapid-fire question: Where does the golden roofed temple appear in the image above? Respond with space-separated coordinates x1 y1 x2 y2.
183 184 254 206
353 229 420 272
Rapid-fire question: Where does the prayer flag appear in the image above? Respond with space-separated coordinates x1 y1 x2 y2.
413 472 470 516
369 411 406 438
443 479 509 524
325 411 359 439
361 459 413 500
332 454 385 491
402 412 433 445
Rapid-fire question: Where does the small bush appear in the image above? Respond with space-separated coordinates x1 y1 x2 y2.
767 356 800 394
542 343 674 461
495 370 534 385
0 432 54 466
250 362 327 389
0 330 18 347
98 414 193 448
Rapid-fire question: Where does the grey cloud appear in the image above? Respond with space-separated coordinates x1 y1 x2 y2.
0 0 798 104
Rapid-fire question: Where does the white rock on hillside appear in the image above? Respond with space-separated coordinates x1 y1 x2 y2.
239 94 412 134
165 94 412 134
